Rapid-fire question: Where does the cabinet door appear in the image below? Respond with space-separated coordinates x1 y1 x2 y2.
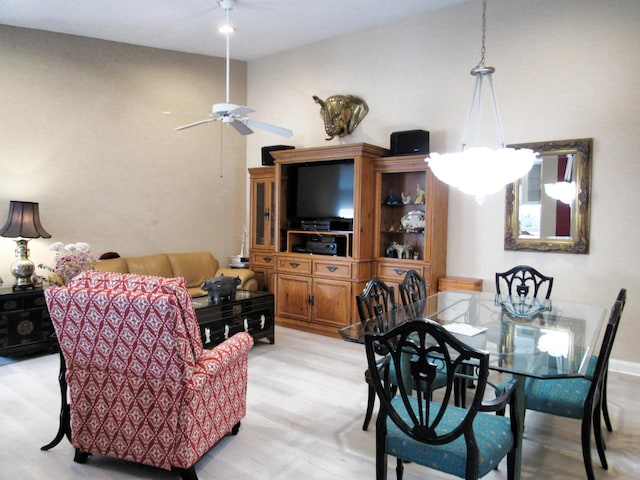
252 266 275 293
276 274 311 322
251 172 275 250
311 278 352 328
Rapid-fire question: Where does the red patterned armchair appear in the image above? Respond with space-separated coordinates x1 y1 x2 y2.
45 271 253 480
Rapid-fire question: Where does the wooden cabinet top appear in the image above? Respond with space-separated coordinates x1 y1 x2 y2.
271 142 389 164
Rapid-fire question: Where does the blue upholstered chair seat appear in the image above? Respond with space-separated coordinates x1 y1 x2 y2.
386 396 514 478
525 377 590 419
494 356 597 419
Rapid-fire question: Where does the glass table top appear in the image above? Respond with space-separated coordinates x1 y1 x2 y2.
339 290 608 379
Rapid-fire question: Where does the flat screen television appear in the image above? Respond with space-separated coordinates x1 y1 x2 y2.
287 159 355 225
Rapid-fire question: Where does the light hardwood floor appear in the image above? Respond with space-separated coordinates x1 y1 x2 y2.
1 326 638 479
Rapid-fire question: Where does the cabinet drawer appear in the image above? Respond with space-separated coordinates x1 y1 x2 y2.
377 263 425 281
0 310 54 351
312 259 352 280
277 256 312 274
200 309 273 348
0 297 22 312
251 252 276 267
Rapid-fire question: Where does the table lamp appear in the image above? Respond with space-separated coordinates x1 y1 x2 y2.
0 200 51 290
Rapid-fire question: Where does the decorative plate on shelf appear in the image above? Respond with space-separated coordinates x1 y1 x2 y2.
401 210 425 231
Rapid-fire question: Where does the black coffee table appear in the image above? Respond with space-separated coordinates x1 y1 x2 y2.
192 289 275 347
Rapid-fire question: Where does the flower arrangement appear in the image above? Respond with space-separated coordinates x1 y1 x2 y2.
38 242 97 286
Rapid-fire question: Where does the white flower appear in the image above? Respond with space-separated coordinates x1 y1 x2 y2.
75 242 91 253
48 242 65 252
39 241 97 286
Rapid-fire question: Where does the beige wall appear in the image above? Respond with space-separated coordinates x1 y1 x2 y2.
246 0 640 367
0 25 248 277
1 0 639 367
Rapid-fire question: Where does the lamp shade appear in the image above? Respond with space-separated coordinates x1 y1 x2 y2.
0 200 51 239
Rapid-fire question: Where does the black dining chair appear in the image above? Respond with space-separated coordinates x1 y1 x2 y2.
356 278 397 431
398 270 467 406
601 288 627 433
496 288 626 480
495 265 554 369
398 269 427 307
495 265 554 300
365 319 521 480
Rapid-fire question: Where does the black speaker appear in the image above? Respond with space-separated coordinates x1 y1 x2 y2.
261 145 294 165
390 130 430 156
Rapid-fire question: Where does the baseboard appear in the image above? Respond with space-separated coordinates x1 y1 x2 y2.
610 358 640 377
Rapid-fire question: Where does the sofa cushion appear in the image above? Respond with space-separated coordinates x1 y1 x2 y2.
94 257 129 273
167 252 219 290
126 254 174 278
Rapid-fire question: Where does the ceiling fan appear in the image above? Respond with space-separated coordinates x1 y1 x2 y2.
173 0 293 137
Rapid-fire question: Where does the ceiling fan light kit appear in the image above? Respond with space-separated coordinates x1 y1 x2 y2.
173 0 293 138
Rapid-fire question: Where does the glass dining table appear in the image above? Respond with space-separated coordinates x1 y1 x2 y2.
339 290 609 480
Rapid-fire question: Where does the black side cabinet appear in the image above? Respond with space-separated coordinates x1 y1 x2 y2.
0 287 55 356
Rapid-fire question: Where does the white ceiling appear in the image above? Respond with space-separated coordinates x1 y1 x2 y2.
0 0 466 61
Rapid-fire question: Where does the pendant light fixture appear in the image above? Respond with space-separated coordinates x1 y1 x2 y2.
427 0 536 204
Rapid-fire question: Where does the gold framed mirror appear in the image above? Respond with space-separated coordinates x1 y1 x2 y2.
504 138 592 253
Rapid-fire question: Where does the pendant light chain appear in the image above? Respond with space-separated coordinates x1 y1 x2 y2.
478 0 487 67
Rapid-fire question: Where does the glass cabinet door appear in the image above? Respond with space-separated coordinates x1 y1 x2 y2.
377 170 427 261
255 181 267 247
268 180 275 248
251 171 275 250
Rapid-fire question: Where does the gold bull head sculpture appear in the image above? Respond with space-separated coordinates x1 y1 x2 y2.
312 95 369 140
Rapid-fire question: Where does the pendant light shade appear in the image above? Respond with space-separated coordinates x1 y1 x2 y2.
429 146 535 197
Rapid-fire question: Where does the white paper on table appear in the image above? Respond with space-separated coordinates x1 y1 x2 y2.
444 323 487 337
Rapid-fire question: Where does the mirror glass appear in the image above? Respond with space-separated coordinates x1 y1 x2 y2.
504 138 592 253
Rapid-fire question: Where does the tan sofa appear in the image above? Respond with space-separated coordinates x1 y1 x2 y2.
94 251 257 297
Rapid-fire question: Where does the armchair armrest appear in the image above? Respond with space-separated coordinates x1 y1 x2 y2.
176 332 254 469
480 376 517 412
191 332 254 383
216 267 257 291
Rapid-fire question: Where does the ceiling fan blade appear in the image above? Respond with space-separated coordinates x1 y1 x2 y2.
242 118 293 138
230 119 254 135
174 117 216 131
163 111 211 116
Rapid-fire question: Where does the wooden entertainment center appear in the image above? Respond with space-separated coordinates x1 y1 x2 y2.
249 143 448 337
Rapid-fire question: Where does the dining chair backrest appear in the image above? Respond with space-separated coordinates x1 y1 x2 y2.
399 269 427 306
495 265 554 300
366 320 489 441
356 278 396 324
587 290 625 403
613 288 627 337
